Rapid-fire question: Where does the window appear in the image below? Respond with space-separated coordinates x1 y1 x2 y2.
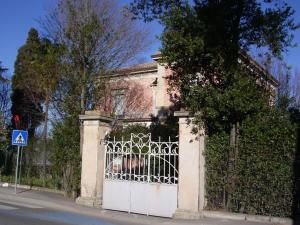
112 89 125 117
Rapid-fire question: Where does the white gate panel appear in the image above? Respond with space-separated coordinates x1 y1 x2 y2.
102 180 130 212
146 183 177 217
103 181 177 217
130 182 148 215
130 182 177 217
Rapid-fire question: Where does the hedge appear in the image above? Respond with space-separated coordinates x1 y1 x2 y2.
205 109 298 217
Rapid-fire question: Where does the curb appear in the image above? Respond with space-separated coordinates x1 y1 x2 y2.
203 210 293 225
0 182 64 195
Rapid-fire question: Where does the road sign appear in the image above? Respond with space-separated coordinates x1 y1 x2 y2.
12 130 28 147
11 130 28 194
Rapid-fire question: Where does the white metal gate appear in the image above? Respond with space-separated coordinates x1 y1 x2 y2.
102 133 178 217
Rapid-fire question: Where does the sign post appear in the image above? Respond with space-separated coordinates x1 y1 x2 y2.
18 147 23 185
11 130 28 194
15 146 20 194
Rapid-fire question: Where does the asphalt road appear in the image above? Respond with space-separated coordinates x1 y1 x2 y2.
0 199 120 225
0 186 296 225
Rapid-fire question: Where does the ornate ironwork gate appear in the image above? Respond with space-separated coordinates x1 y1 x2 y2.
102 133 179 217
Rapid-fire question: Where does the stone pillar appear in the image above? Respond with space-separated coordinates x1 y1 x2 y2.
173 111 206 219
76 111 112 207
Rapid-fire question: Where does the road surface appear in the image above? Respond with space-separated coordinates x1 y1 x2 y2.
0 186 295 225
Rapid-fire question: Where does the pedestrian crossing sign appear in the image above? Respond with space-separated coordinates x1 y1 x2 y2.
12 130 28 146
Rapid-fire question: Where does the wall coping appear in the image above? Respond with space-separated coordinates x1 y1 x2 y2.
79 111 113 123
80 111 156 124
174 111 190 117
174 111 202 118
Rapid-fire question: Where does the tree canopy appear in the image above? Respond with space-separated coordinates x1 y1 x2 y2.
130 0 299 133
11 28 44 133
42 0 149 115
37 0 150 196
0 62 9 152
0 62 9 120
131 0 298 58
130 0 299 214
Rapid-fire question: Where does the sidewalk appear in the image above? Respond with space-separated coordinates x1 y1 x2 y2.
0 186 292 225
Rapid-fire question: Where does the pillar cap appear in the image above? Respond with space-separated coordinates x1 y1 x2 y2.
79 111 113 123
174 111 190 117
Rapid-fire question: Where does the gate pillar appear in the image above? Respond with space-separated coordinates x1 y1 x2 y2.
173 111 206 219
76 111 112 207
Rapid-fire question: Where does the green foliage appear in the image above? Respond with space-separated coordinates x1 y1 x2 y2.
131 1 299 217
50 115 81 197
30 37 62 104
0 175 59 190
11 29 60 129
131 0 299 57
130 0 183 22
205 109 297 217
150 114 179 141
205 132 230 209
0 119 8 150
11 28 44 133
0 121 10 175
10 28 62 187
235 110 296 217
0 62 7 78
0 62 11 173
110 124 150 141
189 68 269 134
109 124 150 154
109 120 179 156
109 117 179 142
130 0 299 135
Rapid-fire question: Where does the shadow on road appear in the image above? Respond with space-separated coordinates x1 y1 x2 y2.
16 188 32 194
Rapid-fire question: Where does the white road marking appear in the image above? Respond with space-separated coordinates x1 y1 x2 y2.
0 200 43 209
0 204 18 210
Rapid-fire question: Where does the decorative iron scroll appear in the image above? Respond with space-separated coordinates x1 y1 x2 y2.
104 133 179 184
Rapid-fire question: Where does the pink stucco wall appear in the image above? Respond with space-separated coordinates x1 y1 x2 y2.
97 72 158 119
96 63 175 119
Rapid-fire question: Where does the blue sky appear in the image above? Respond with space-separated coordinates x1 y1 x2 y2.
0 1 55 76
0 0 299 76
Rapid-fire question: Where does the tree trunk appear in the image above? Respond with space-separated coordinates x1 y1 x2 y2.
80 67 86 155
235 122 240 167
226 122 239 210
27 130 35 187
42 93 50 187
63 166 70 197
63 163 73 198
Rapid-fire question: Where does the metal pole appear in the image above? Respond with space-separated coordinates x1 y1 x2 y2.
15 146 20 194
18 147 23 186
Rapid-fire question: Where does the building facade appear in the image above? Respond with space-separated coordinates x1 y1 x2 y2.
96 52 278 123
